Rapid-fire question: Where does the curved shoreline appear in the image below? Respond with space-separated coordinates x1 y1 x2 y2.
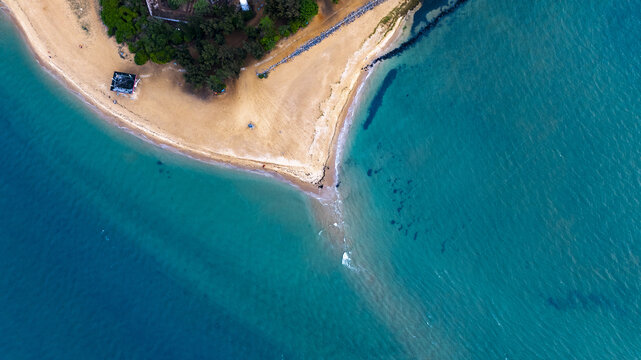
0 0 411 199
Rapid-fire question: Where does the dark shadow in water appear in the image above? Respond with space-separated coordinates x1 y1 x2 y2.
364 0 471 70
545 290 628 318
363 68 398 130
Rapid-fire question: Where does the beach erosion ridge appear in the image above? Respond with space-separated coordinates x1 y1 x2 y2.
0 0 417 200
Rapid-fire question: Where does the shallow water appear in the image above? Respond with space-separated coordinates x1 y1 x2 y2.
339 0 641 357
2 0 641 357
0 13 402 359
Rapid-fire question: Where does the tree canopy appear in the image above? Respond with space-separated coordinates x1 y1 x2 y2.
99 0 318 93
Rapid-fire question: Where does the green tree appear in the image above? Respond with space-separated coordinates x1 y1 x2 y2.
279 25 291 37
243 40 265 59
99 0 318 94
100 0 139 42
149 49 173 64
170 30 184 45
259 16 275 34
265 0 300 21
168 0 189 10
134 51 149 65
260 35 279 51
207 75 226 92
298 0 318 23
193 0 211 14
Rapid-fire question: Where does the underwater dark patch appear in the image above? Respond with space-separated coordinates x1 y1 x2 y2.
363 68 398 130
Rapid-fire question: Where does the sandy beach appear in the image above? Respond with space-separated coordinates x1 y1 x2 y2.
1 0 410 196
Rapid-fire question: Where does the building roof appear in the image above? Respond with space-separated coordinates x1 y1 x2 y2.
145 0 190 23
110 72 136 94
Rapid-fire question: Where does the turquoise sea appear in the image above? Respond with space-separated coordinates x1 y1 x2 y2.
1 0 640 358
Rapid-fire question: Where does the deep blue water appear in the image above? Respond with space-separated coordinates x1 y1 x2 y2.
2 0 641 358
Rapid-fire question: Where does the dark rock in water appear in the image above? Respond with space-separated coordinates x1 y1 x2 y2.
318 184 324 189
390 220 396 225
157 160 164 166
367 169 373 176
365 0 471 69
335 181 341 188
413 232 418 241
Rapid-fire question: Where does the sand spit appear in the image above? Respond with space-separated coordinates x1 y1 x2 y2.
1 0 409 196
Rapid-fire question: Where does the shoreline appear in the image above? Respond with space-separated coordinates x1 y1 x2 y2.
0 0 412 200
310 4 419 246
305 14 410 203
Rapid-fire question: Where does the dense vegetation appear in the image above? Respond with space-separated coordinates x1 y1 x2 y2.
100 0 318 93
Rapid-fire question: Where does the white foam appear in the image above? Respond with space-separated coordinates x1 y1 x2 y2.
342 251 358 271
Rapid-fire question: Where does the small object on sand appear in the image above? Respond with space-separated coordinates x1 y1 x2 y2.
248 123 254 129
79 44 83 48
113 100 117 104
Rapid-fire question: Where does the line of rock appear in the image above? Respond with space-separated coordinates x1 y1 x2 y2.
363 0 471 70
258 0 389 77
